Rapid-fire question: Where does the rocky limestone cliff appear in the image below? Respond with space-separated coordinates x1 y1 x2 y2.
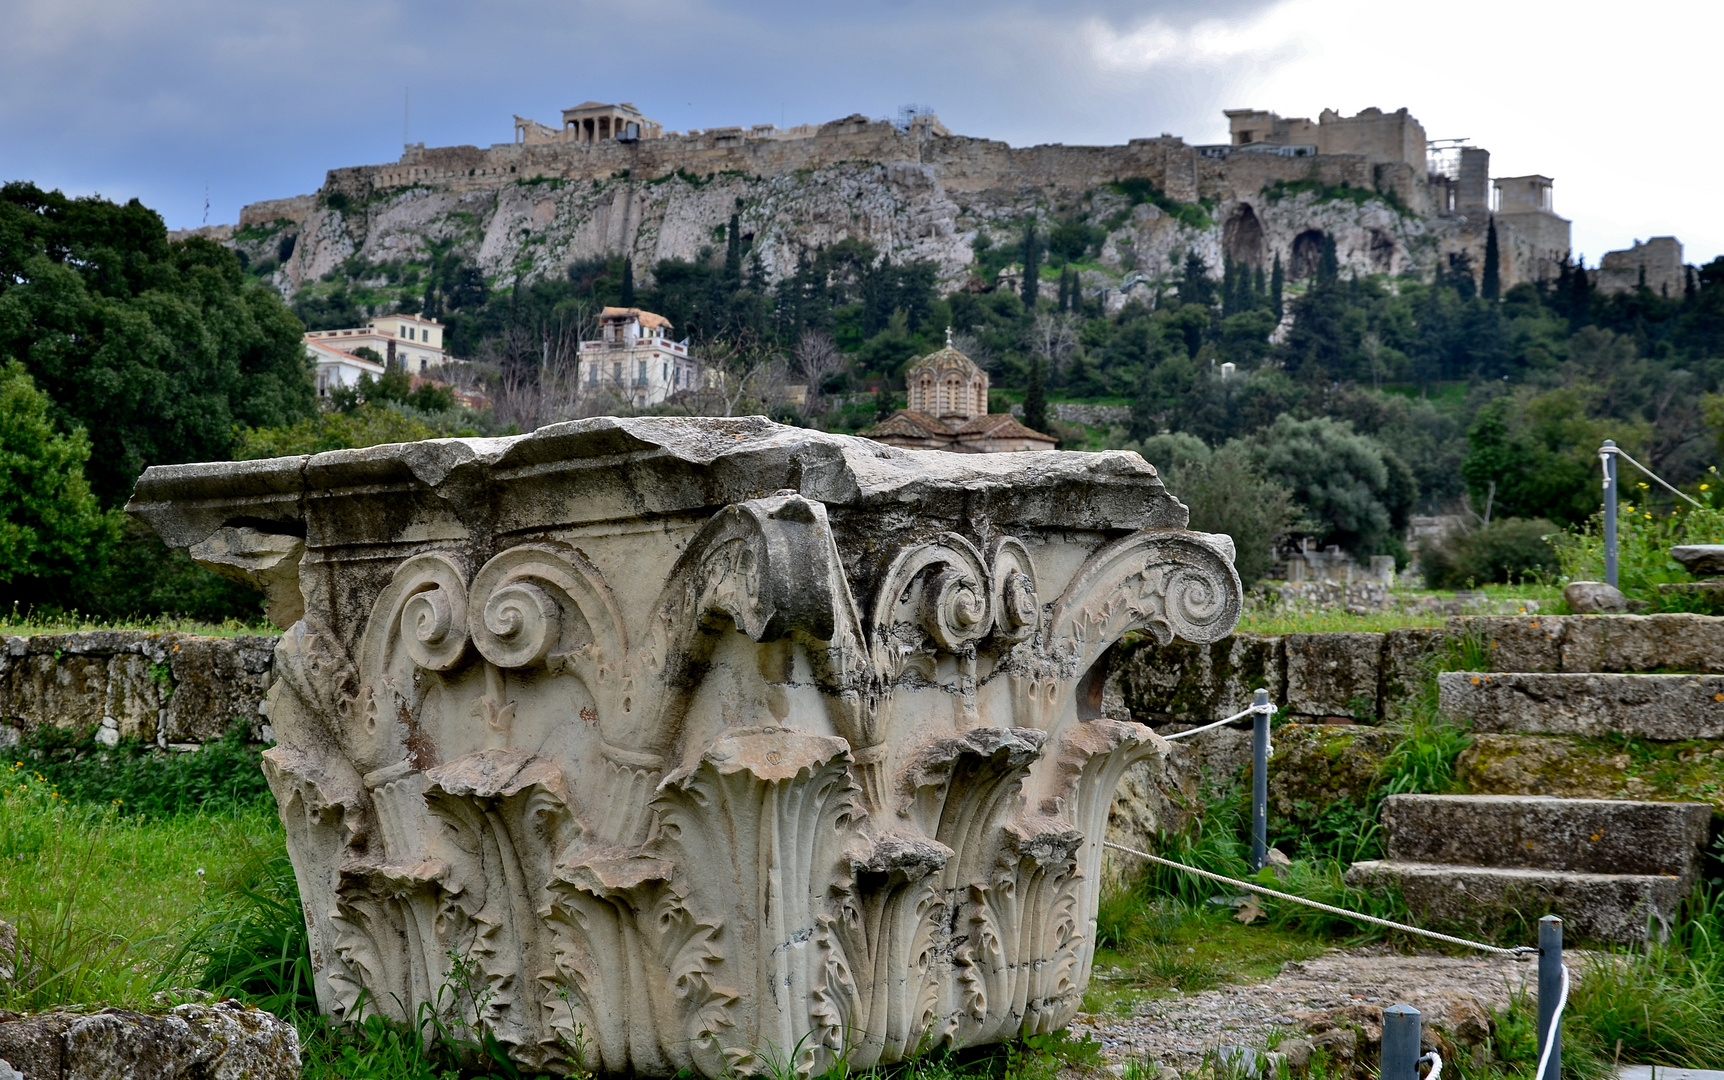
229 115 1505 305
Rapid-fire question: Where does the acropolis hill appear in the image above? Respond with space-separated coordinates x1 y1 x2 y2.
221 102 1570 303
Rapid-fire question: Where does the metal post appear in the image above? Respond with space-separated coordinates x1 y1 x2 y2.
1251 687 1269 873
1538 915 1563 1080
1602 440 1618 588
1382 1004 1422 1080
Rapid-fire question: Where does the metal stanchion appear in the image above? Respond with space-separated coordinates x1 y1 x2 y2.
1382 1004 1422 1080
1601 440 1618 588
1251 687 1269 873
1538 915 1564 1080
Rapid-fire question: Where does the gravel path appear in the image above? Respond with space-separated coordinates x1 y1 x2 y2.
1071 947 1545 1072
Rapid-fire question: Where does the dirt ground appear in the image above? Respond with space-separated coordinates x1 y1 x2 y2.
1072 946 1551 1073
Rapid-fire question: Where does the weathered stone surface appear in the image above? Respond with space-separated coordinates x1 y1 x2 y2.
1671 544 1724 576
0 633 274 745
160 637 275 742
1448 614 1724 674
1560 614 1724 673
1564 581 1628 614
1448 616 1565 672
1284 633 1384 721
1380 794 1712 882
1115 633 1283 728
0 1002 300 1080
129 417 1245 1076
1380 628 1444 722
1345 861 1686 943
1457 734 1724 810
1439 671 1724 739
1269 725 1400 823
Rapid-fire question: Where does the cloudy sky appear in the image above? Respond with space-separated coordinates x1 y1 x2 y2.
3 0 1715 265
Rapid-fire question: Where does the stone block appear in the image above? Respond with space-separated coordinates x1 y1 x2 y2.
128 416 1248 1075
1284 633 1383 720
1439 671 1724 739
1559 614 1724 673
1269 724 1400 823
105 655 165 742
1565 581 1628 613
1380 628 1445 721
1457 733 1724 809
0 654 108 734
160 636 275 742
1115 633 1283 729
1380 794 1712 881
1671 544 1724 576
0 1002 300 1080
1447 616 1564 672
1345 861 1686 943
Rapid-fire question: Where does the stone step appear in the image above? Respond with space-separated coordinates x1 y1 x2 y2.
1345 860 1687 943
1380 794 1712 879
1452 613 1724 673
1439 671 1724 739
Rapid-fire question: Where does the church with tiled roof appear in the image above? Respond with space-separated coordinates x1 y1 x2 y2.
862 334 1057 454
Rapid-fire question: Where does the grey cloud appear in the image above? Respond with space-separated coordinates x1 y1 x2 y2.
0 0 1285 227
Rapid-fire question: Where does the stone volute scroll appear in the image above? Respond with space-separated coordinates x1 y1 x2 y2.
125 417 1243 1078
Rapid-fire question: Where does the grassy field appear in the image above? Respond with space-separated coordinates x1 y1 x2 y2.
2 693 1720 1079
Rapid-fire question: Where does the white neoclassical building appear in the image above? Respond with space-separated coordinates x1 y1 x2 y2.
579 307 700 409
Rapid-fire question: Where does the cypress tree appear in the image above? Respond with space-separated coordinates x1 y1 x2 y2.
725 212 742 282
1687 266 1699 302
1020 221 1041 309
1024 357 1048 433
1317 234 1339 286
1570 259 1590 330
1253 266 1266 310
1481 217 1501 300
875 382 894 421
1270 254 1284 320
1129 358 1156 442
619 257 635 307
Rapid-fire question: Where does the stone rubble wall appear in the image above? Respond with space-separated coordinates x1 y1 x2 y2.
0 633 275 748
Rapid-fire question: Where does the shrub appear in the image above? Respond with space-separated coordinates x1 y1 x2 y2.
1551 478 1724 608
11 723 273 817
1130 434 1305 584
1420 517 1560 588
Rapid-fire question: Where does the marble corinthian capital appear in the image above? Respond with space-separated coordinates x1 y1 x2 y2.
128 418 1242 1077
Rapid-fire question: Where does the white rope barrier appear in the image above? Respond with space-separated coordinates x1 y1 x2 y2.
1602 444 1702 508
1161 700 1276 741
1101 840 1538 958
1533 962 1570 1080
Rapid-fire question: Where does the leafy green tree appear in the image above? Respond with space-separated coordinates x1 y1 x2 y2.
0 183 315 505
1246 414 1416 561
1270 253 1285 320
234 405 442 458
1129 433 1301 583
0 360 121 596
1482 217 1501 301
620 257 636 307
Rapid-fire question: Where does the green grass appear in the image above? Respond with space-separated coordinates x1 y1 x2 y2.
1235 609 1447 634
0 760 282 1010
0 605 275 638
